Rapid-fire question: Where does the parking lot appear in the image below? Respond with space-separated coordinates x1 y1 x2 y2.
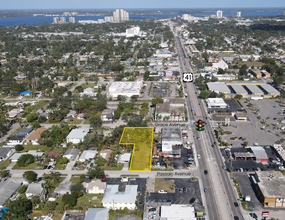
105 178 146 210
146 178 204 213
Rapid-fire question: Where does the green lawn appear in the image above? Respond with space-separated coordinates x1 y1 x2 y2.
21 145 65 154
76 194 104 209
120 127 153 171
66 118 83 124
109 209 143 220
80 83 97 89
102 163 124 171
0 159 11 169
70 176 81 184
12 163 39 170
54 163 66 170
25 100 50 113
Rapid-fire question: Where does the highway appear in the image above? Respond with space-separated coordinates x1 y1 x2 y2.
172 27 245 220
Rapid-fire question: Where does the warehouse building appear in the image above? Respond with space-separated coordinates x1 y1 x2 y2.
161 127 182 153
108 82 143 98
231 85 248 96
207 82 231 94
253 171 285 208
160 205 196 220
206 98 228 108
245 85 264 95
259 84 280 97
250 146 268 162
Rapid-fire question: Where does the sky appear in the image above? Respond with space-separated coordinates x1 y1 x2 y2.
1 0 285 10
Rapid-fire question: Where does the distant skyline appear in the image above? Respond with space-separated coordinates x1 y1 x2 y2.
1 0 285 10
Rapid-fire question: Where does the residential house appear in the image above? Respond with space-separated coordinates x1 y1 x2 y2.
83 180 106 194
78 150 97 162
66 129 87 144
8 108 24 118
77 113 84 120
48 192 58 202
102 185 138 210
84 208 109 220
252 70 262 78
25 182 44 198
0 147 14 161
25 128 47 145
0 180 21 206
63 149 80 161
65 110 77 119
20 91 32 96
46 151 61 159
80 87 97 97
101 109 115 123
118 153 131 163
7 128 33 145
10 150 44 162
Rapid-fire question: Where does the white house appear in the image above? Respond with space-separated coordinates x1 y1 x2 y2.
66 129 87 144
101 109 115 123
84 208 109 220
78 150 97 162
80 87 97 97
83 180 106 194
25 182 44 198
63 149 80 161
212 59 228 70
118 153 131 163
102 185 138 210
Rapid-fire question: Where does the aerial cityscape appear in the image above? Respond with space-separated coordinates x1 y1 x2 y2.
0 2 285 220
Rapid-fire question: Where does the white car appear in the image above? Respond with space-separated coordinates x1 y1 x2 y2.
158 190 167 194
121 177 128 182
197 154 201 159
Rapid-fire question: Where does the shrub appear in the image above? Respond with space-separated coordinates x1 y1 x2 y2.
15 145 24 151
18 185 28 194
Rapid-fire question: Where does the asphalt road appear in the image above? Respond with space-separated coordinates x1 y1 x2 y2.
173 31 237 220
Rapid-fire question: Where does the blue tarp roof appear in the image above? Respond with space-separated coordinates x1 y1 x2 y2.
20 91 31 95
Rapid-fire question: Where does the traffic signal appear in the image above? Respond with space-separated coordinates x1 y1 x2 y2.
196 119 204 131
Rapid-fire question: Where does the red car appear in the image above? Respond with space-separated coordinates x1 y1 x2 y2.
194 113 196 116
100 176 106 180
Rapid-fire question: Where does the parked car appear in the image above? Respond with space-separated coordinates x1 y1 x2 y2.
158 190 167 194
197 154 201 159
130 178 136 181
179 188 182 193
183 187 187 193
149 208 156 212
234 202 239 207
204 170 208 175
189 197 196 204
121 177 128 182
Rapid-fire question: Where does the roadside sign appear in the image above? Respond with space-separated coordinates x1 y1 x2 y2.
262 212 269 217
183 72 193 82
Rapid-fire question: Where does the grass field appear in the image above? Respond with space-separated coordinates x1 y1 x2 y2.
0 159 11 169
120 127 153 171
154 178 175 193
66 118 83 124
12 162 39 170
241 61 263 67
102 163 124 171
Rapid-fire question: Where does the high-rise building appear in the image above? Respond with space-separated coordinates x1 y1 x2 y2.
217 10 223 18
59 17 66 23
53 17 59 24
69 17 75 23
63 12 71 16
112 8 129 22
71 12 78 16
237 12 241 17
104 16 114 22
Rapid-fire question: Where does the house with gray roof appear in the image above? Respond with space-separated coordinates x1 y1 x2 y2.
65 110 77 119
102 185 138 210
63 149 80 161
84 208 109 220
10 150 44 162
0 147 14 161
0 180 21 206
25 181 45 198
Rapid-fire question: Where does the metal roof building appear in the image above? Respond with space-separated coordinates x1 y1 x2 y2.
108 82 143 98
259 84 280 96
231 85 248 95
78 150 97 162
250 146 268 162
160 205 196 220
84 208 109 220
245 85 264 95
206 98 228 108
207 82 231 94
0 180 21 206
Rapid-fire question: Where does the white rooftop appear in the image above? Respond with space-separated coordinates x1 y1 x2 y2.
102 185 138 204
245 85 264 94
207 82 231 93
108 82 142 94
160 205 196 220
259 84 280 94
231 84 248 94
66 129 87 140
79 150 97 161
10 150 44 161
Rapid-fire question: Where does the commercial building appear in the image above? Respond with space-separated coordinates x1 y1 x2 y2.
217 10 223 18
161 127 182 153
245 85 264 95
104 16 113 22
155 98 185 122
253 171 285 208
83 180 106 194
66 128 87 144
212 59 228 70
207 82 231 94
231 85 248 96
84 208 109 220
235 112 247 121
108 82 143 98
206 98 228 108
237 12 241 17
259 84 280 97
249 146 268 162
102 185 138 210
160 205 196 220
252 70 263 78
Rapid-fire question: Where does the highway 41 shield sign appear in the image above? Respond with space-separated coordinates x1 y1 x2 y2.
183 72 193 82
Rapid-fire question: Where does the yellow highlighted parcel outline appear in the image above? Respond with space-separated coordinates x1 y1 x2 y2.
119 127 153 171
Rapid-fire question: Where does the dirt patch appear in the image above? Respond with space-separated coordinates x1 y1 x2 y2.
154 178 175 193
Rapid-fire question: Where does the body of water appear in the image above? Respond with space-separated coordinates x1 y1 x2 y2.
0 10 283 27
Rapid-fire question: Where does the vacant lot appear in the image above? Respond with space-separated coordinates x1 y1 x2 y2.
120 127 153 171
154 178 175 193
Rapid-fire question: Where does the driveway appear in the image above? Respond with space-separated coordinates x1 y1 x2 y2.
0 123 20 143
